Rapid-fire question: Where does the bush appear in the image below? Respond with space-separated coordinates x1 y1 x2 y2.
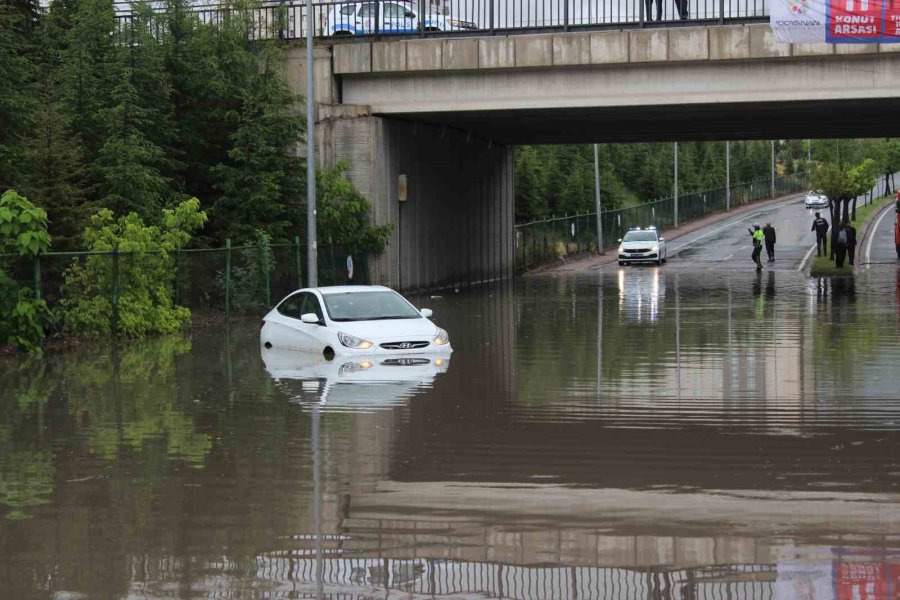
61 198 207 337
0 190 53 352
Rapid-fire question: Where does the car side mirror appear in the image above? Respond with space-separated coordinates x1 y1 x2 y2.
419 308 433 318
658 237 665 242
405 10 415 17
617 238 622 243
300 313 319 324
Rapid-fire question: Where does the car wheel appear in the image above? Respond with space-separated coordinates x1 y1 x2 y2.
332 30 353 36
655 258 662 266
618 261 625 266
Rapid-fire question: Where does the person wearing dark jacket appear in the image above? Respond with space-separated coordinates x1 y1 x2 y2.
762 222 776 262
834 222 849 268
845 221 857 266
812 212 829 256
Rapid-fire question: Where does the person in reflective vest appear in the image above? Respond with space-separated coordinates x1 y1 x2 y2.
748 224 764 270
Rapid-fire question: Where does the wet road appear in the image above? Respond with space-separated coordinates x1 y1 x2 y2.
647 194 819 271
2 238 900 597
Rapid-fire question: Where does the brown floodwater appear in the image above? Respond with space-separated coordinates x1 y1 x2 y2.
2 267 900 599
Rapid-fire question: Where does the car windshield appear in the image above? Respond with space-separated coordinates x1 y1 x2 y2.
323 291 422 322
623 231 658 242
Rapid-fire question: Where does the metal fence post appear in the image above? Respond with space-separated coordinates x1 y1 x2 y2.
294 235 302 288
563 0 569 31
639 0 645 27
489 0 495 33
33 254 41 301
719 0 725 24
111 245 120 336
225 238 231 319
174 249 181 305
726 140 731 212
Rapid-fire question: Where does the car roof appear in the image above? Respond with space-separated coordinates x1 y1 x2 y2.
314 285 394 296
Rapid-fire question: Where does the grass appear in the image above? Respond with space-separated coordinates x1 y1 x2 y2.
808 195 893 277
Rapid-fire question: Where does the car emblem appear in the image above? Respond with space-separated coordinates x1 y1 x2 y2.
398 342 413 349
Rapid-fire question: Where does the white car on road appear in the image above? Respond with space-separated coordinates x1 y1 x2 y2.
260 285 451 358
804 190 829 209
618 227 667 266
326 1 476 36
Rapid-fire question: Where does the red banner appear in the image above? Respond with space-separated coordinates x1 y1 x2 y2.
828 0 883 39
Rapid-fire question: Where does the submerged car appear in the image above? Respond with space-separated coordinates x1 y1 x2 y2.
804 190 829 209
326 1 476 36
260 285 451 358
618 227 667 266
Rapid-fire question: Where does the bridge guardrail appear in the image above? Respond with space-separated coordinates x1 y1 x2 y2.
111 0 770 41
514 173 809 272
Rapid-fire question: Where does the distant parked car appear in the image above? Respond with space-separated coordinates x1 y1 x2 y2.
804 190 829 209
618 226 667 267
326 1 476 35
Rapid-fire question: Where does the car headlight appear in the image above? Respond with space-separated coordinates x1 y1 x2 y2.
338 332 373 349
432 328 450 346
618 245 625 253
651 245 659 252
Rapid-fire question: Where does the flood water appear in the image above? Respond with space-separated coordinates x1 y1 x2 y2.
2 267 900 599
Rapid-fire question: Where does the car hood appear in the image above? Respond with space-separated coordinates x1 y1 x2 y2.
621 241 658 249
329 317 439 341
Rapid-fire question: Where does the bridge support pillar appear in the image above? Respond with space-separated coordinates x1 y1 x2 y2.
321 114 514 292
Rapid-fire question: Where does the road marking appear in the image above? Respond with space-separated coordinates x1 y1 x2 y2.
865 202 893 267
798 243 817 272
669 196 803 255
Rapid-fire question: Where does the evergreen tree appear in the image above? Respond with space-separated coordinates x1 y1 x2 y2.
209 49 304 242
22 77 91 249
0 0 38 189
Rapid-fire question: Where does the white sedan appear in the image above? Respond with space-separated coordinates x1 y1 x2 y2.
804 191 829 209
617 227 667 266
260 285 451 358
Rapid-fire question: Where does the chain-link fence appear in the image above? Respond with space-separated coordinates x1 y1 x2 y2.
514 173 809 271
1 239 368 330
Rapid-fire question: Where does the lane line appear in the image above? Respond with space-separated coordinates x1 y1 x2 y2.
865 202 893 267
798 243 817 272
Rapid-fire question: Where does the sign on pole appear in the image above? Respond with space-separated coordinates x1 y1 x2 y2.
772 0 900 42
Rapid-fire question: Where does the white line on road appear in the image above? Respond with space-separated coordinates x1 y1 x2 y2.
865 202 893 267
798 243 817 272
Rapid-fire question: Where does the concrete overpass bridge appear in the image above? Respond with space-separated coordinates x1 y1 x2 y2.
286 23 900 290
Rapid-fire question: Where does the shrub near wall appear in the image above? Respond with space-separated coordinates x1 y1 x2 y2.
61 199 207 337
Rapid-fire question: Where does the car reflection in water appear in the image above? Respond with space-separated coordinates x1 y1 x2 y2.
617 267 665 323
262 347 450 410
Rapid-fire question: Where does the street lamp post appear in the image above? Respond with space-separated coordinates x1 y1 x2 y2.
770 140 775 199
674 142 679 227
306 0 317 287
726 140 731 212
594 144 603 252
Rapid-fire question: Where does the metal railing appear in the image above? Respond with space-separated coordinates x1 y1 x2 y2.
110 0 770 41
514 173 809 271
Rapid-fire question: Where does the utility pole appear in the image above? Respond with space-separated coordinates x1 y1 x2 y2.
770 140 775 199
674 142 679 227
306 0 318 287
807 139 812 182
726 140 731 212
594 144 603 252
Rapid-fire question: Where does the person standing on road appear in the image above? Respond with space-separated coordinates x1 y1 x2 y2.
812 212 829 257
749 224 764 270
845 220 857 266
834 222 849 268
762 222 776 262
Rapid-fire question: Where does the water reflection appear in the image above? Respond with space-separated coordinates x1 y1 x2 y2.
0 269 899 598
263 347 450 410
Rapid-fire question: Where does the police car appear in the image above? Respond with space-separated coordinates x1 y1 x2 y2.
326 1 476 36
617 226 668 266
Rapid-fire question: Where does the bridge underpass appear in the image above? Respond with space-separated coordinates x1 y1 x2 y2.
288 23 900 290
